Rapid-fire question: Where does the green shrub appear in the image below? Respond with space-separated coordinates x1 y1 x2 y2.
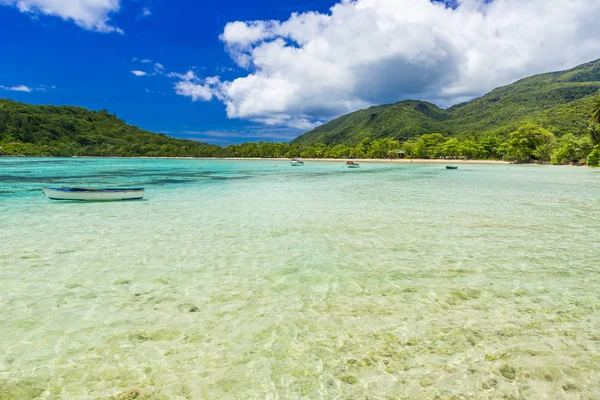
587 145 600 167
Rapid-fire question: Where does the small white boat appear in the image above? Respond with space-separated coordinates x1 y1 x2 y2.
345 160 360 168
289 158 304 166
42 187 145 201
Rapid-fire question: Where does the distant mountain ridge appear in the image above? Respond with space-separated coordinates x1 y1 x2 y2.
292 59 600 145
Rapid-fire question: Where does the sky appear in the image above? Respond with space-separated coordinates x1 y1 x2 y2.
1 0 600 145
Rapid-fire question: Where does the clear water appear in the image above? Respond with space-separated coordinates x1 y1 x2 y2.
1 157 599 399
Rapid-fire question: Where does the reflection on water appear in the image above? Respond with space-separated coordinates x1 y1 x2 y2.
1 157 600 398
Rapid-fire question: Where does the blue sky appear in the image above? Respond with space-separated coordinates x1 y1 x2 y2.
0 0 334 144
1 0 599 144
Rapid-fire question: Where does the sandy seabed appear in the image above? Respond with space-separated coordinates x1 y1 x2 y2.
1 158 598 399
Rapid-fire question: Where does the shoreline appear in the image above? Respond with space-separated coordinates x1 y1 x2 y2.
8 155 587 166
221 158 512 164
2 155 512 164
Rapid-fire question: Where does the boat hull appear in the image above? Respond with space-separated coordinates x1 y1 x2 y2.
346 164 360 168
42 187 145 201
289 161 304 166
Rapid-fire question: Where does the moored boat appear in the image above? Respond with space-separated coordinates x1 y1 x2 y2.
42 187 145 201
289 158 304 166
446 166 458 170
345 160 360 168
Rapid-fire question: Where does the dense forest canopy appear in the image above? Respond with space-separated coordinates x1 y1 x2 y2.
0 99 221 157
293 59 600 146
2 59 600 166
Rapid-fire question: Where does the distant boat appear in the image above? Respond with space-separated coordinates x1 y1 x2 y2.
446 166 458 170
345 160 360 168
289 158 304 166
42 187 144 201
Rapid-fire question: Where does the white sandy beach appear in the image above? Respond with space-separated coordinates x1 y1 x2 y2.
217 157 511 164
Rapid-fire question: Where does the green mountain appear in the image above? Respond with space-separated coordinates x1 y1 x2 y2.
292 59 600 145
0 99 219 157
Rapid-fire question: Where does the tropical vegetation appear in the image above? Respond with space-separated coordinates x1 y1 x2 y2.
588 96 600 167
0 99 223 157
2 60 600 166
293 59 600 146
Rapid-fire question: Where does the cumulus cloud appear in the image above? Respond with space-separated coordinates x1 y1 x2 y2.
170 71 220 102
0 0 123 33
174 81 214 101
131 70 148 76
142 7 150 17
176 0 600 129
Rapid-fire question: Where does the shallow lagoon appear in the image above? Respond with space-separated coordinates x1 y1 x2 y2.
1 158 600 399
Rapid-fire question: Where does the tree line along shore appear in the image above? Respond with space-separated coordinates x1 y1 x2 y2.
1 97 600 166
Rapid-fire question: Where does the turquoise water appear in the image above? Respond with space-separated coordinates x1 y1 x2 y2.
1 157 600 399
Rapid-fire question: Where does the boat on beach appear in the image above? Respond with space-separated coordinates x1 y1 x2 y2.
345 160 360 168
42 187 145 201
289 158 304 166
446 166 458 170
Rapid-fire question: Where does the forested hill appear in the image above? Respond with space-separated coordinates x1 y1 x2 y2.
0 99 219 157
2 58 599 159
292 58 600 145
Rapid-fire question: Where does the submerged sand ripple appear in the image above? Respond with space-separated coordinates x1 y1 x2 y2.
1 158 599 399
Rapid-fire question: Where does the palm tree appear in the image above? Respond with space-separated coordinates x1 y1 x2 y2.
592 97 600 125
590 96 600 145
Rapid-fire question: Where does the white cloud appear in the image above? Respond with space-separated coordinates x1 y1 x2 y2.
170 71 219 102
142 7 150 16
132 59 166 75
0 84 32 92
0 84 53 92
0 0 123 33
174 81 214 101
167 71 197 80
220 20 279 49
190 0 600 129
129 61 166 80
